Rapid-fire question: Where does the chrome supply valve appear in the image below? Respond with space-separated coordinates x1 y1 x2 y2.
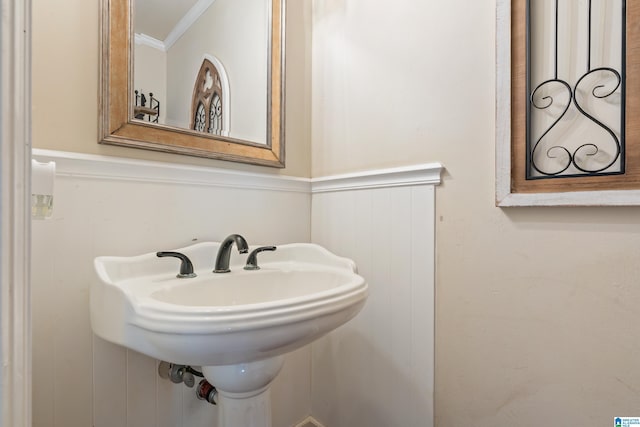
159 362 216 404
158 361 201 388
182 369 195 388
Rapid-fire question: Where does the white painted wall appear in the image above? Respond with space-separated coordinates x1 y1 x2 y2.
30 151 312 427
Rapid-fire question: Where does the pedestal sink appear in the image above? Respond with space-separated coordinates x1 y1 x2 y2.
90 241 368 427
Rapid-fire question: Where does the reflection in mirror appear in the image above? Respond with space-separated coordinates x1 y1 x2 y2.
99 0 285 167
191 58 227 136
133 0 268 144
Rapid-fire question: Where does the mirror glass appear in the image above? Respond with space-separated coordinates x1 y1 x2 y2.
99 0 285 167
133 0 268 144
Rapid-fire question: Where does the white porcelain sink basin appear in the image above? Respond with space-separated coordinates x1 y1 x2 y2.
90 242 368 367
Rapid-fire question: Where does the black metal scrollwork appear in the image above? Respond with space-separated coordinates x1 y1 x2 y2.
530 79 573 176
571 67 622 173
527 0 625 180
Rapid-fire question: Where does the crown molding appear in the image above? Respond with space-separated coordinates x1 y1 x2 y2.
135 0 215 52
164 0 216 50
134 33 166 52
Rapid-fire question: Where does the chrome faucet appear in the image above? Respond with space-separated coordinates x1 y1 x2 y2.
214 234 249 273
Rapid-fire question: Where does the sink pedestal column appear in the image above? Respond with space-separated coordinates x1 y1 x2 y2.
202 356 285 427
217 389 272 427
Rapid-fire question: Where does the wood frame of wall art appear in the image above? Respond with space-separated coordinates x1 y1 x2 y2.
496 0 640 206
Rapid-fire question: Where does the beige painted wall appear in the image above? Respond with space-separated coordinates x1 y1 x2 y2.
32 0 311 178
312 0 640 426
134 43 167 124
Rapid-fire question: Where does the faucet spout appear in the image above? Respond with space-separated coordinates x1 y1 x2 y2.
214 234 249 273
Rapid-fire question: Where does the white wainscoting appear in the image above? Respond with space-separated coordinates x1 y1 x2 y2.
30 150 311 427
30 151 441 427
310 165 441 427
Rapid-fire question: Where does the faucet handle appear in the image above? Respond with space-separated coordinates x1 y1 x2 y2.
244 246 277 270
157 251 197 278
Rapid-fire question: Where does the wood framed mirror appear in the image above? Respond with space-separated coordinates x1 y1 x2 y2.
99 0 285 167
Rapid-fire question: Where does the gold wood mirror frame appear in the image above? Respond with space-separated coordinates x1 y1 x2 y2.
99 0 286 167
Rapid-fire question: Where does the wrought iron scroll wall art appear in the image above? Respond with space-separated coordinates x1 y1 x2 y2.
527 0 625 180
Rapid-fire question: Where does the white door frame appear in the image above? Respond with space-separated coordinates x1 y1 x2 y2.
1 0 32 425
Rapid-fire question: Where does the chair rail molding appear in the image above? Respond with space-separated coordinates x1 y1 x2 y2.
33 151 444 196
311 163 443 193
32 149 311 193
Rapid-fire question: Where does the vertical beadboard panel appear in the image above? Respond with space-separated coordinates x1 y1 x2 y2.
156 361 183 427
126 351 158 427
31 223 56 427
92 337 127 427
37 173 95 427
31 152 312 427
182 379 218 427
410 186 436 424
311 184 436 427
271 347 312 427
